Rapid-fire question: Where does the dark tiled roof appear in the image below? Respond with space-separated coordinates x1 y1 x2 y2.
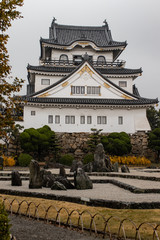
28 64 142 75
22 97 158 106
27 65 75 73
41 23 126 48
97 67 142 75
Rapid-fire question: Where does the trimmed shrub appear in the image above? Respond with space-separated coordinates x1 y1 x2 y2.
83 153 94 165
0 202 10 240
101 132 132 156
18 153 33 167
110 156 151 166
59 154 74 166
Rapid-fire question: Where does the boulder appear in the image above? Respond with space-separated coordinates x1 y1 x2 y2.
113 162 119 172
70 160 83 172
29 160 42 189
83 162 93 172
41 170 56 188
74 168 93 190
51 181 67 190
55 176 75 189
121 165 130 173
105 156 113 172
11 170 22 186
59 165 66 177
93 143 107 172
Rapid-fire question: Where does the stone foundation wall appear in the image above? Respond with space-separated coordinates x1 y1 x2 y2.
8 132 156 162
57 132 156 161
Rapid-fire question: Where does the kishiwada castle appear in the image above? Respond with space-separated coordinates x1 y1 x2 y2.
20 18 158 134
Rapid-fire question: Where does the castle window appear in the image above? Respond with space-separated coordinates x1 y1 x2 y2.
87 86 100 95
41 79 50 85
59 54 68 62
31 111 35 116
80 116 85 124
48 115 53 124
118 116 123 125
65 115 75 124
71 86 85 95
97 116 107 124
97 56 106 64
87 116 92 124
55 115 60 124
119 81 127 87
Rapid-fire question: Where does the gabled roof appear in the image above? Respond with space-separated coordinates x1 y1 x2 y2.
41 19 127 48
24 59 158 107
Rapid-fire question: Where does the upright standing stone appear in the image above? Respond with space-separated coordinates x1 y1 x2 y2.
29 160 42 188
11 170 22 186
93 143 107 172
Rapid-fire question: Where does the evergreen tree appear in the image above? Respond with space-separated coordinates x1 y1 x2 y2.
147 106 160 130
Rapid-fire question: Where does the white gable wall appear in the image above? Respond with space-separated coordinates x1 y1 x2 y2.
36 63 135 100
107 77 133 93
35 74 64 92
22 105 150 133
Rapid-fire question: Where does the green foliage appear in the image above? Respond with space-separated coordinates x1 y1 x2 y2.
0 202 11 240
83 153 94 165
87 128 103 153
20 125 57 161
18 153 32 167
59 154 74 166
148 128 160 161
147 106 160 130
101 132 132 156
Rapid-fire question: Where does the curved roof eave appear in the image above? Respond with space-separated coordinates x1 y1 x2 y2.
40 38 127 49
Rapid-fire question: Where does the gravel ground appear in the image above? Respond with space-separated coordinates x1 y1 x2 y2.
1 180 160 203
9 215 100 240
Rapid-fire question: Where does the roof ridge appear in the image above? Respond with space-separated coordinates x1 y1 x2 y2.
55 23 105 30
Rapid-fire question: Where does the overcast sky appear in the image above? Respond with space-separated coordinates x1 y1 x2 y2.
7 0 160 103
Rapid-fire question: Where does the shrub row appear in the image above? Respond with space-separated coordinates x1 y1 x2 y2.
110 156 151 166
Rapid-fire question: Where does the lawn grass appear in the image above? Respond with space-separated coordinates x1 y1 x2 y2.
1 194 160 239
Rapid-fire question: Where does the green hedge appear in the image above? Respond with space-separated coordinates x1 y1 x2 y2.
0 202 10 240
18 153 33 167
59 154 74 166
83 153 94 165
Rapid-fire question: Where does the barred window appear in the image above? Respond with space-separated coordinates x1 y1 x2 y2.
65 115 75 124
55 115 60 124
87 86 100 95
48 115 53 124
87 116 92 124
31 111 35 116
97 116 107 124
119 81 127 87
71 86 85 94
118 116 123 125
80 116 85 124
41 79 50 85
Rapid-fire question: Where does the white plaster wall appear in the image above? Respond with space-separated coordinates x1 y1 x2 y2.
106 77 133 93
22 106 150 133
35 74 64 92
51 47 113 62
